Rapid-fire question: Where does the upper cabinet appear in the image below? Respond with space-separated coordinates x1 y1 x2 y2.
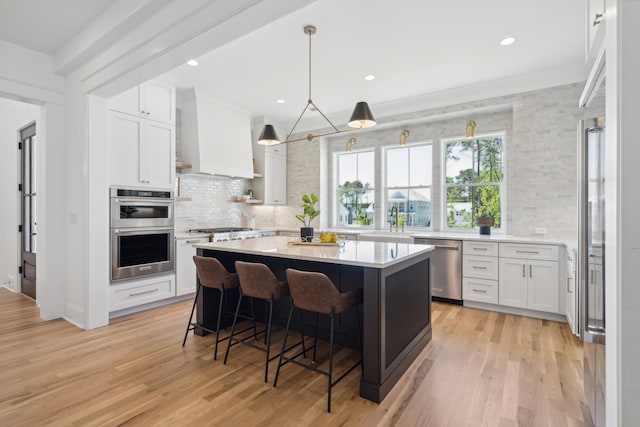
109 80 176 125
107 80 176 189
251 117 287 205
178 88 254 179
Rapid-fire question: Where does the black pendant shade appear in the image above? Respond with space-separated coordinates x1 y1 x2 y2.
257 124 281 145
348 101 376 129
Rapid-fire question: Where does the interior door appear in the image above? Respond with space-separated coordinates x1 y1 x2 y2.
20 123 37 299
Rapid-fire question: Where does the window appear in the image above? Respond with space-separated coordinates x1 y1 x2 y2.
443 134 504 231
337 151 375 226
384 144 432 228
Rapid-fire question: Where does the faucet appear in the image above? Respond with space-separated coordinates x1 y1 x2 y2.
389 207 398 232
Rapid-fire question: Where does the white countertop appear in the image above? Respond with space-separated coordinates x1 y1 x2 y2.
175 232 211 239
192 236 434 268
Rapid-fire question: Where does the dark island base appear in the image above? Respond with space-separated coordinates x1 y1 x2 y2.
196 248 432 403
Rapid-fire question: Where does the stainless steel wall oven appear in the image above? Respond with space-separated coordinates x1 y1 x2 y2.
110 188 174 281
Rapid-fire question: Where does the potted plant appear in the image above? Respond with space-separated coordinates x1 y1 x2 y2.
476 216 495 235
296 193 320 242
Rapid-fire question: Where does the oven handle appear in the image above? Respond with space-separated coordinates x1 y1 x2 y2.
113 227 174 235
113 198 174 206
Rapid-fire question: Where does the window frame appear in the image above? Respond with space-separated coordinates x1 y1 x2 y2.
382 141 434 230
333 148 376 228
441 131 507 233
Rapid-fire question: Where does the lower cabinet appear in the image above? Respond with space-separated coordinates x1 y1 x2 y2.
109 274 175 312
176 237 209 296
498 258 560 313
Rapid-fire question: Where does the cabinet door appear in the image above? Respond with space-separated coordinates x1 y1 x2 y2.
527 260 559 313
108 86 142 117
147 121 175 188
271 153 287 204
109 112 143 186
498 258 527 308
143 81 175 124
176 239 207 296
264 152 287 205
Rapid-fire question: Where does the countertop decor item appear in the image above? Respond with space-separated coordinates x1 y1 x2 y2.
296 193 320 242
476 216 495 235
257 25 376 145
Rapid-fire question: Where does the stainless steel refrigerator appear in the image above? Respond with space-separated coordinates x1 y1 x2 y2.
577 117 606 427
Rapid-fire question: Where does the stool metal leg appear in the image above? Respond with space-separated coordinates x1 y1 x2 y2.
182 284 201 346
327 309 335 413
250 297 258 340
313 312 319 363
213 287 224 360
273 305 294 388
298 307 307 358
264 297 274 383
223 292 244 365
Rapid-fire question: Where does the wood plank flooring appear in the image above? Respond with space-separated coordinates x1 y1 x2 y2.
0 288 594 426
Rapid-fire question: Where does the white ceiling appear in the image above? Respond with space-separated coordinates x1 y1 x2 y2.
0 0 585 129
166 0 586 129
0 0 114 55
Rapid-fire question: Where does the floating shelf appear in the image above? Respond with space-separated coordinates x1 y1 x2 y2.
231 199 263 204
176 161 193 169
253 173 263 178
175 196 192 201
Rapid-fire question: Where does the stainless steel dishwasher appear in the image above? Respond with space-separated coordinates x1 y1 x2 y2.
413 238 462 304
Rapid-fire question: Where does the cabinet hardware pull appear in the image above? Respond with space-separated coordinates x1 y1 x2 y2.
472 266 488 270
129 288 159 296
186 240 204 244
516 250 539 254
473 247 488 251
472 288 488 293
434 245 459 250
529 265 533 278
593 13 603 26
522 264 525 277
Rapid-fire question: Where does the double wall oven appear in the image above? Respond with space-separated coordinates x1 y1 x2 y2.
110 188 174 281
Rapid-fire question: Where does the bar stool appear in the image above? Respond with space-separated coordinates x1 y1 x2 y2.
183 256 255 361
274 268 363 413
224 261 305 383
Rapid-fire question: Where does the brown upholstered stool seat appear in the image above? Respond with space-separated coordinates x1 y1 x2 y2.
224 261 305 383
274 268 363 413
183 256 249 361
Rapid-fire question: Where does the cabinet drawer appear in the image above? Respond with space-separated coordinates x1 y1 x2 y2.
463 277 498 304
463 255 499 280
109 275 175 311
499 243 559 261
463 241 498 257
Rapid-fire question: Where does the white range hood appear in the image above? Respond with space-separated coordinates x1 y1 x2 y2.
178 87 254 178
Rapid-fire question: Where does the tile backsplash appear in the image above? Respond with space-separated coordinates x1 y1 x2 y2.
174 174 254 232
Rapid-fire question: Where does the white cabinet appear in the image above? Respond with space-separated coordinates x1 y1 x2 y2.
498 243 560 314
176 237 209 296
108 80 176 124
586 0 606 59
252 132 287 205
108 111 175 189
109 274 175 312
462 241 499 304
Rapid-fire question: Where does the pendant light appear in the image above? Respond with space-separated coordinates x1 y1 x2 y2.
466 120 476 139
258 25 377 145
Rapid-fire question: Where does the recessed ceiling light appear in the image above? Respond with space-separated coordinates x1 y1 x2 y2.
276 99 286 104
364 74 376 81
186 59 199 66
500 37 516 46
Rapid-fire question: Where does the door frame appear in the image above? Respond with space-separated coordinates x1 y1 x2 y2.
18 121 37 298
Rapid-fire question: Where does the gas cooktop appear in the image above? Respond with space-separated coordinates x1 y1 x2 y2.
189 227 252 234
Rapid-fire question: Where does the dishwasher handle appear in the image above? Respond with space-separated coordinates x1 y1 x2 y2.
433 244 460 250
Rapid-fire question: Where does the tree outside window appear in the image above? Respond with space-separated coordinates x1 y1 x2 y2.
444 134 504 230
337 151 375 226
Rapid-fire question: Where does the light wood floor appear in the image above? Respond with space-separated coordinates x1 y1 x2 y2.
0 288 594 426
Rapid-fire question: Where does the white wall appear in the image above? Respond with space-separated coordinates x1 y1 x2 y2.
0 98 40 292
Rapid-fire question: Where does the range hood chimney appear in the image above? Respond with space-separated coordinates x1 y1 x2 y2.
178 87 254 178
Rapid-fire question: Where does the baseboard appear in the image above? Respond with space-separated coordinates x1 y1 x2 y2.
463 300 567 323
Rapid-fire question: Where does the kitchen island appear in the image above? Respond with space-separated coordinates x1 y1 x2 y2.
193 236 434 403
